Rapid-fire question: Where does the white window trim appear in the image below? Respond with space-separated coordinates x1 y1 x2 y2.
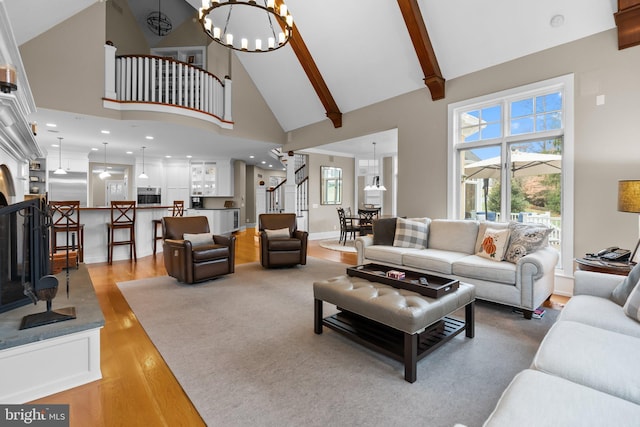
447 74 574 278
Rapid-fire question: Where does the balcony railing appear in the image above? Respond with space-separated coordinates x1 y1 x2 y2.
103 44 232 129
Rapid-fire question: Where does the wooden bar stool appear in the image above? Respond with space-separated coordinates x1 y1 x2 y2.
49 200 84 264
153 200 184 255
107 201 137 264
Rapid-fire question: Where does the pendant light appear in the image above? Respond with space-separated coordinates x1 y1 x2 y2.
138 146 148 179
364 142 386 191
53 136 67 175
99 142 111 180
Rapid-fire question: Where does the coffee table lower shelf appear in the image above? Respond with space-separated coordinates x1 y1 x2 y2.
320 309 469 382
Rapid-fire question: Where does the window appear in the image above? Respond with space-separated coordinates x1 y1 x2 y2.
448 75 574 276
320 166 342 205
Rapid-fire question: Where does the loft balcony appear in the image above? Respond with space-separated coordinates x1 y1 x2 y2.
102 44 233 129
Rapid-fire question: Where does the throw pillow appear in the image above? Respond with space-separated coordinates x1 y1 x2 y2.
372 217 397 245
611 262 640 306
265 227 290 239
504 222 553 263
477 228 510 261
393 217 428 249
623 278 640 322
183 232 214 248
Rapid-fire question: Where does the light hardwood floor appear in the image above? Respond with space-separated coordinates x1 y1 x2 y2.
29 229 565 426
29 228 357 427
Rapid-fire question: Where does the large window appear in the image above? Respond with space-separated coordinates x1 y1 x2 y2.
448 75 574 275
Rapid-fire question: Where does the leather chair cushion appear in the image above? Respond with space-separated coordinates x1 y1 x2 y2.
193 245 230 261
268 238 302 251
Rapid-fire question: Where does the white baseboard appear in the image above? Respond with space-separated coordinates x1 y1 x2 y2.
309 231 341 241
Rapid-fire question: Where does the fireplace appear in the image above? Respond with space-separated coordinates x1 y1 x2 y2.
0 194 50 313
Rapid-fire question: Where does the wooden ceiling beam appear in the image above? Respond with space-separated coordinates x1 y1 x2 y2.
397 0 445 100
276 1 342 128
615 0 640 49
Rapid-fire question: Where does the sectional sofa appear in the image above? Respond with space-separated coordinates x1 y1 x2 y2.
355 218 559 318
483 268 640 426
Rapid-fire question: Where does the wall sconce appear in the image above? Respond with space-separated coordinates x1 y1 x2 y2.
0 64 17 93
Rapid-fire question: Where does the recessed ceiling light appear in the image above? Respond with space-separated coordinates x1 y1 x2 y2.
91 147 99 151
186 155 192 158
268 164 273 168
165 155 172 158
45 123 57 127
261 161 266 164
249 155 255 159
145 135 154 140
550 14 564 28
51 144 59 148
101 130 110 134
126 151 133 154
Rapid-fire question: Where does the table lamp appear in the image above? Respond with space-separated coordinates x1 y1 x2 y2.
617 179 640 264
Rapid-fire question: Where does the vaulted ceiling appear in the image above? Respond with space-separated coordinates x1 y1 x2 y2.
3 0 634 162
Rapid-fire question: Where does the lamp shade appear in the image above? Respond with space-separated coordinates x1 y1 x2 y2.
618 180 640 213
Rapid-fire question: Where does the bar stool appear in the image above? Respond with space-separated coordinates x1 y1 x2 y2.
153 200 184 255
107 200 137 264
49 200 84 263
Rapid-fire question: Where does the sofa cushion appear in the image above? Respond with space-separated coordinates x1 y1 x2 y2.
558 295 640 338
503 222 552 263
265 227 290 239
183 232 214 248
402 249 469 275
612 262 640 306
477 228 511 261
364 245 423 265
452 255 516 284
428 219 479 254
192 244 230 261
483 369 640 427
268 238 302 251
393 217 429 249
372 217 397 245
474 221 510 253
531 320 640 405
623 276 640 322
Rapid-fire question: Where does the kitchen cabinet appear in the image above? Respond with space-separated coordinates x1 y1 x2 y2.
190 159 233 197
164 161 190 205
187 208 239 234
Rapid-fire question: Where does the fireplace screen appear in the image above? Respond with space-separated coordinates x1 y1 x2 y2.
0 197 50 313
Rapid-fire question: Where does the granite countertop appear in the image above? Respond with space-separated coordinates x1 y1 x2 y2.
80 205 173 210
0 265 105 350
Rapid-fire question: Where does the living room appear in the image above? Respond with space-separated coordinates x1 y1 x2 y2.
1 1 640 426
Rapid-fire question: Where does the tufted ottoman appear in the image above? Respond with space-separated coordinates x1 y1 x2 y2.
313 275 475 382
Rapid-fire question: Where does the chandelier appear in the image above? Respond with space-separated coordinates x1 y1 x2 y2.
147 0 172 36
199 0 294 53
364 142 386 191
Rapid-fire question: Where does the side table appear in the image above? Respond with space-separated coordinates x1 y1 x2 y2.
575 257 633 276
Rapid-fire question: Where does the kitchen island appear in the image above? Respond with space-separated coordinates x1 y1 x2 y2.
79 205 176 264
78 206 240 264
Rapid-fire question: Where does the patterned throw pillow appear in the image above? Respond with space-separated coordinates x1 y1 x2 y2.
265 227 290 239
504 222 553 263
183 232 214 247
393 217 428 249
477 228 510 261
623 278 640 322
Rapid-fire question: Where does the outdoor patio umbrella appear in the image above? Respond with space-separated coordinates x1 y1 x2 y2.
463 151 562 180
464 151 562 216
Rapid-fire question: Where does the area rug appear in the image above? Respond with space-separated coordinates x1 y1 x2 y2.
117 258 558 427
318 239 357 253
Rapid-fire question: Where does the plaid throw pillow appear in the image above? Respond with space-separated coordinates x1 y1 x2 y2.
393 218 428 249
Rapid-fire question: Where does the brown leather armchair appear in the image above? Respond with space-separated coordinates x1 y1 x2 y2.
162 216 235 284
259 213 308 268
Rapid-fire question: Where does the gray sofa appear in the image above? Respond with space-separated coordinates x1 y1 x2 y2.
483 269 640 426
355 218 559 318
